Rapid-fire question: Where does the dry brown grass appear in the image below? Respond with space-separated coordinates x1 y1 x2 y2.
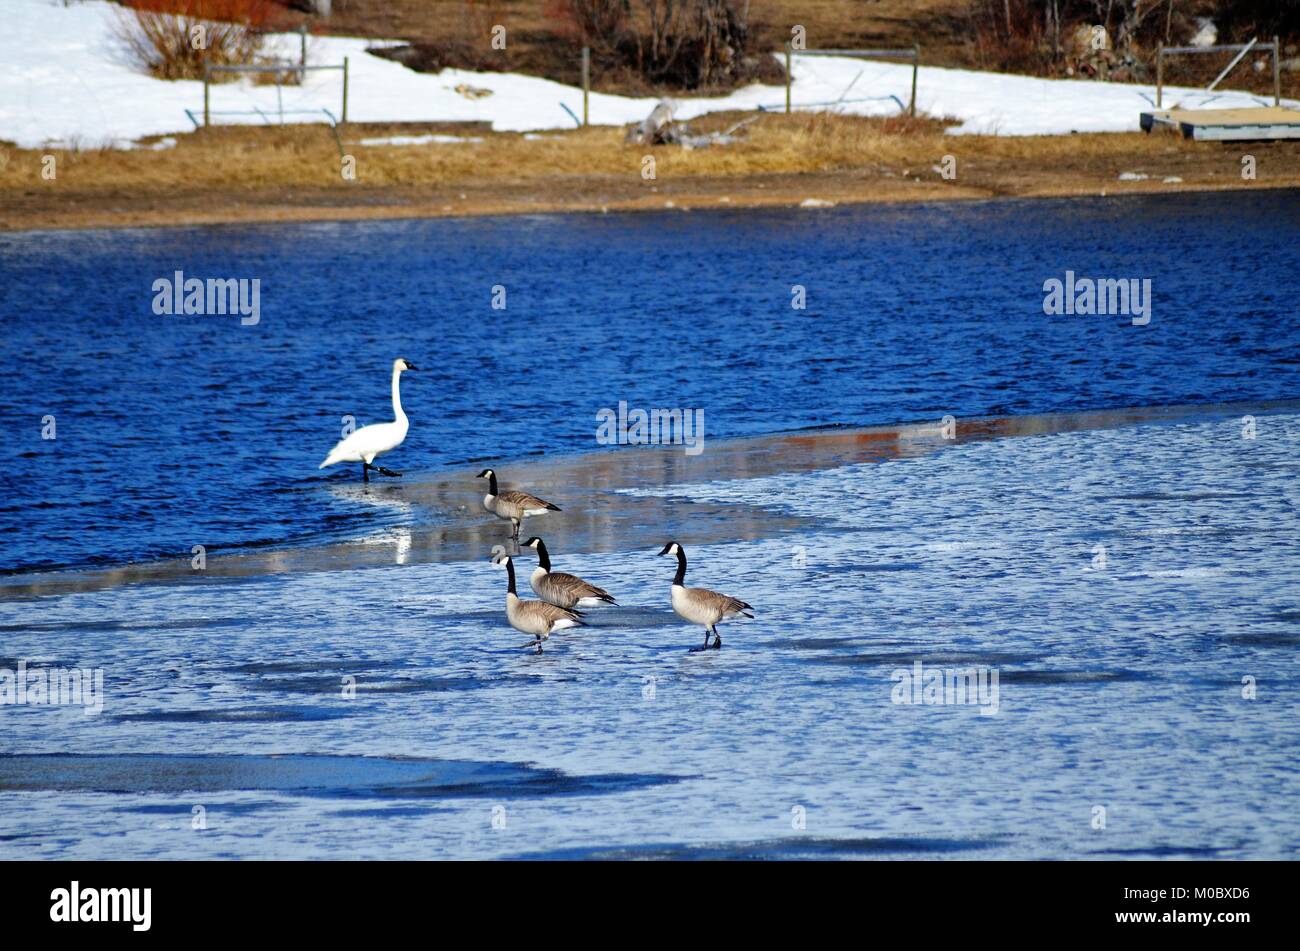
4 111 1299 231
0 113 954 191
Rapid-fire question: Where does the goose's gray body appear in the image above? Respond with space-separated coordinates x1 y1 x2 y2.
500 555 582 652
658 542 752 650
478 469 560 539
523 537 617 610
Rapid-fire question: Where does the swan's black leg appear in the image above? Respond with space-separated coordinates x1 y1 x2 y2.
362 462 370 483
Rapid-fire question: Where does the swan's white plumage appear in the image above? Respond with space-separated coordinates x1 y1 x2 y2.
320 420 407 467
320 359 412 469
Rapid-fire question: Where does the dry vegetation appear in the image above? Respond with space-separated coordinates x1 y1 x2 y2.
310 0 1299 93
106 1 1300 97
4 112 1298 231
112 0 283 80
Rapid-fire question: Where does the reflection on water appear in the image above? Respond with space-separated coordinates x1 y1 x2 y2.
8 398 1292 599
330 483 416 565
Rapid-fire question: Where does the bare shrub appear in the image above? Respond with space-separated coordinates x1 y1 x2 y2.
110 0 276 81
550 0 765 91
546 0 632 54
965 1 1207 77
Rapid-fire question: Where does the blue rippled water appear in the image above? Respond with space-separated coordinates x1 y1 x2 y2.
2 191 1299 572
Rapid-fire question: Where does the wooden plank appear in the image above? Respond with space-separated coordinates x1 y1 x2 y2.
1162 106 1300 125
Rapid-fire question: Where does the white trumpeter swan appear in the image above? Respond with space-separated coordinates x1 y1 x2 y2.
320 358 417 482
658 542 753 651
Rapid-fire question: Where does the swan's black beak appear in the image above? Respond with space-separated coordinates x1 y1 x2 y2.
405 362 419 371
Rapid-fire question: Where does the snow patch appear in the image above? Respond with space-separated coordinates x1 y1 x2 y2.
1 0 1293 149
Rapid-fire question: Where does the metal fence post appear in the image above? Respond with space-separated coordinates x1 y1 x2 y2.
203 65 210 127
582 46 590 127
341 56 349 123
299 24 307 83
785 42 792 114
910 44 919 117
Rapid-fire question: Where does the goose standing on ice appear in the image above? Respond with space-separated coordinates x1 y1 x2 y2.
521 536 617 611
319 358 417 482
478 468 560 540
498 555 583 653
658 541 753 651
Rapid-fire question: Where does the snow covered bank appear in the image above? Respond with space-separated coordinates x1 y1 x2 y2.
1 0 1292 149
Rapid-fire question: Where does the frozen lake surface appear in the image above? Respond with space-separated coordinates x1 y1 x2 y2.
1 408 1297 859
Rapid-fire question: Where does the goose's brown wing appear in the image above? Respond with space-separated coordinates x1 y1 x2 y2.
690 587 753 620
542 571 616 606
496 489 561 516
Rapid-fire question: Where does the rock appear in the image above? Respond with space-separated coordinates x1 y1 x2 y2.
453 84 493 100
625 100 678 146
1190 18 1217 48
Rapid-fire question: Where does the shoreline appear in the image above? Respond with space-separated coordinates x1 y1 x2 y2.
5 118 1299 233
4 398 1296 600
5 174 1300 235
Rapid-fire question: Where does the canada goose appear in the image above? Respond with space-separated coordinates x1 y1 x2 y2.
521 537 617 611
499 554 583 653
657 541 753 651
478 468 560 540
320 358 417 482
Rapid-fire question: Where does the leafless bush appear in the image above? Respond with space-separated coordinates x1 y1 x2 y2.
110 0 275 81
549 0 763 90
967 1 1205 77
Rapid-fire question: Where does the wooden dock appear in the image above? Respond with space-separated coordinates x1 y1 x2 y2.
1140 106 1300 141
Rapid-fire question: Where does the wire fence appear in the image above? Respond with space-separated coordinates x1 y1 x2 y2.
193 59 349 129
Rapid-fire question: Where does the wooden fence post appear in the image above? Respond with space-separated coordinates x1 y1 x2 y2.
785 42 792 114
1156 45 1163 108
1274 36 1282 106
582 46 590 126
